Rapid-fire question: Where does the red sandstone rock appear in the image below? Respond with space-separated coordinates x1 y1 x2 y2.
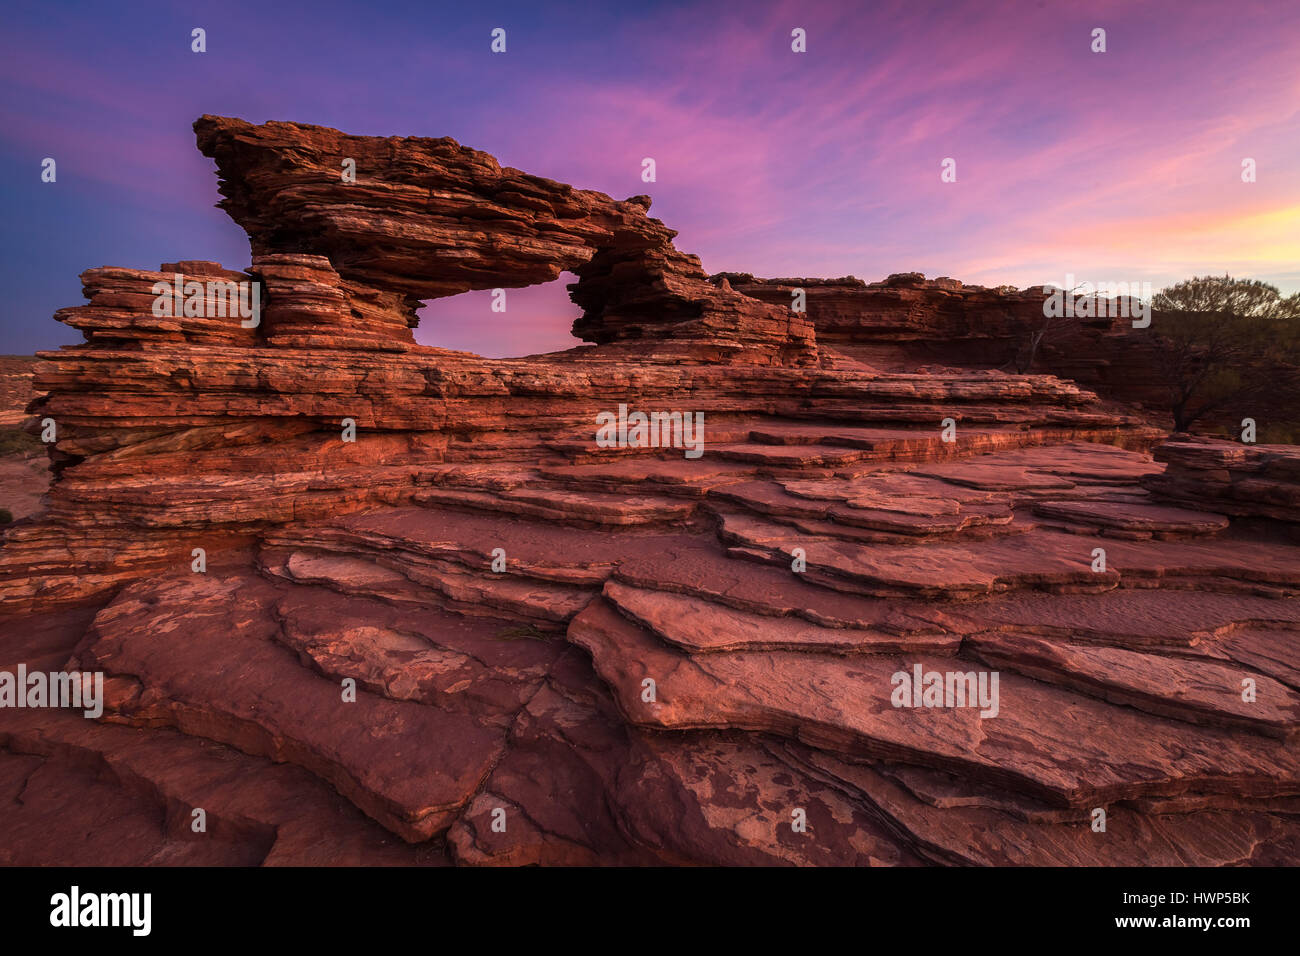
713 272 1285 433
1 116 1297 868
194 116 817 365
1147 435 1300 524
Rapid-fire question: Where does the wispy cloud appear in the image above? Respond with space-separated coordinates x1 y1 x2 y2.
2 0 1298 355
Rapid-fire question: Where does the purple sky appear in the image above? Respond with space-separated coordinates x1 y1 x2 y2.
3 0 1298 356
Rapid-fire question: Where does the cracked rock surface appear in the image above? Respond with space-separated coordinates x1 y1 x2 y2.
2 118 1298 866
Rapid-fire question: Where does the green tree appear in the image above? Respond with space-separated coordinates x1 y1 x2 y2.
1150 275 1300 434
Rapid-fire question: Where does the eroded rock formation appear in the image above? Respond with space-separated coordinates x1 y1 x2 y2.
195 116 816 364
1148 435 1300 525
715 272 1178 412
2 118 1298 867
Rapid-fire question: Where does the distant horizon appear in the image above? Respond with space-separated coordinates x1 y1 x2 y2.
4 0 1298 357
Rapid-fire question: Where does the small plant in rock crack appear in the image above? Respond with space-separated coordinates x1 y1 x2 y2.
494 623 553 642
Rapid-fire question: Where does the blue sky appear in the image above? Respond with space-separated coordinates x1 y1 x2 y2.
3 0 1298 356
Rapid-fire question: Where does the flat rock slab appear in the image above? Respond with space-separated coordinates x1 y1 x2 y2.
612 537 971 634
446 660 653 866
262 547 592 624
273 586 564 724
568 597 1300 807
723 516 1300 598
0 706 445 866
286 506 702 584
1033 499 1229 535
604 580 960 656
954 588 1300 650
611 730 923 866
538 459 754 495
969 632 1300 738
1211 626 1300 691
914 442 1160 492
415 486 697 526
782 744 1300 866
77 572 513 841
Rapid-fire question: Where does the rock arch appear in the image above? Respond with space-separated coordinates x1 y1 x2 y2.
194 116 816 365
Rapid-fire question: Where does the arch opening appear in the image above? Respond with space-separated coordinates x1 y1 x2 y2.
414 272 585 358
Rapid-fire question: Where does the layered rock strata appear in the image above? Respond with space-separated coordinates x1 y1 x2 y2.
195 116 815 365
2 118 1297 867
714 272 1180 414
2 247 1158 612
1148 436 1300 525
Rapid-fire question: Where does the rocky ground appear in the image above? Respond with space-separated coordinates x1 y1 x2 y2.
0 357 37 428
1 118 1297 867
0 356 48 525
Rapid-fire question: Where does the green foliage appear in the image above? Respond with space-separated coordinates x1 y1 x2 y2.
494 623 553 642
1149 275 1300 434
0 509 12 525
0 427 42 457
1153 275 1300 319
1262 422 1300 444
